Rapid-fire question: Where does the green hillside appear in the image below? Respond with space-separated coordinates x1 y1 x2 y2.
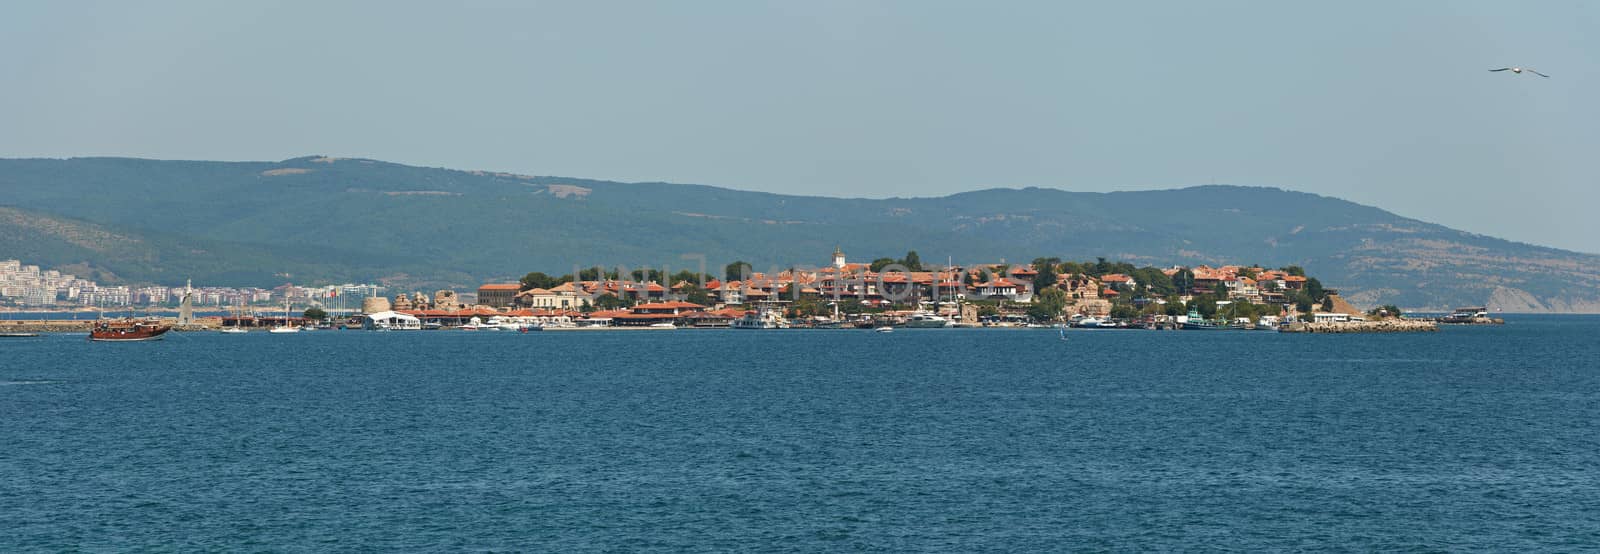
3 156 1598 311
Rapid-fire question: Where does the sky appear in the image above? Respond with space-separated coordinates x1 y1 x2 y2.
3 1 1596 252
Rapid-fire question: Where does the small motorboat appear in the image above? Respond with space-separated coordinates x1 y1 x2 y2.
874 326 894 333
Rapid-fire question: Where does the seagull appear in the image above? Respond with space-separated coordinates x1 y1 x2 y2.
1489 67 1550 77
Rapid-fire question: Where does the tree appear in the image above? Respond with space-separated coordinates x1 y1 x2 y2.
869 258 898 272
1133 267 1175 296
1294 294 1314 315
631 268 663 282
900 251 923 271
1172 268 1195 294
1320 297 1335 312
1304 277 1325 302
1110 303 1139 319
302 307 327 321
682 283 713 306
1283 265 1306 277
519 271 566 291
670 270 709 287
1032 257 1061 290
725 261 753 281
578 267 616 281
1027 288 1068 321
787 299 824 319
593 293 629 310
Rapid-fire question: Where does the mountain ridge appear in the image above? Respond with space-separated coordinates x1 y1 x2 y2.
2 155 1597 312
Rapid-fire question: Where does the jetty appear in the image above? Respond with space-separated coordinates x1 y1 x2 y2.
1 320 93 333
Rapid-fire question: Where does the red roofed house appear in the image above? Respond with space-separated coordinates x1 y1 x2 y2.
516 282 592 310
976 278 1032 302
1099 273 1136 289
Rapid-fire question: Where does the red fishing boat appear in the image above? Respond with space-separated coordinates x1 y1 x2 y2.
89 319 172 342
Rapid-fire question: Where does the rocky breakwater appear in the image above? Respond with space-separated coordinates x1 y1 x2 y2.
1280 319 1438 333
0 319 93 333
1437 316 1505 325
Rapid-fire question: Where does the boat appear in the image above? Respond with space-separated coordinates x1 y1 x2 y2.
647 322 677 329
218 301 250 333
89 318 172 342
0 332 41 338
874 326 894 333
1073 317 1103 328
903 311 951 328
268 301 299 333
731 303 790 329
1179 308 1243 330
1438 307 1490 324
485 316 522 331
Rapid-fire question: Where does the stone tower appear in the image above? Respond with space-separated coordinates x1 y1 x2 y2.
176 278 195 326
832 246 846 269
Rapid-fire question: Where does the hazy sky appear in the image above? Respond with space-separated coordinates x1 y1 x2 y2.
4 1 1596 252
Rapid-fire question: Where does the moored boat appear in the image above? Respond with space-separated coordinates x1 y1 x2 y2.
903 311 951 328
1179 308 1243 330
731 303 790 329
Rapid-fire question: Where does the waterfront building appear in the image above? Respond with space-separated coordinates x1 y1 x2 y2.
477 283 520 308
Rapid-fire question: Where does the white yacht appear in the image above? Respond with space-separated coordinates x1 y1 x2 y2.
268 302 300 333
731 305 789 329
903 312 951 328
485 316 524 331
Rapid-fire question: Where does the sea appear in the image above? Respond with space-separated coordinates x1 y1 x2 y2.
3 316 1598 551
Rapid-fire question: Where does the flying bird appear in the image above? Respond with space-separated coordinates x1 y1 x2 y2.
1489 67 1550 77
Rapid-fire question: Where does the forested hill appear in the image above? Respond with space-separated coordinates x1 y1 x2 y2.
3 156 1598 311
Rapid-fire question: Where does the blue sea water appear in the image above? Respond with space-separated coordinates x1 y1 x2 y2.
3 317 1599 551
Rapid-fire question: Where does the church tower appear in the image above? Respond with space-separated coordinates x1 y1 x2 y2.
832 246 846 269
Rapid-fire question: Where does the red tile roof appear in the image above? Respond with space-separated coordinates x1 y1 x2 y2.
632 301 706 310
